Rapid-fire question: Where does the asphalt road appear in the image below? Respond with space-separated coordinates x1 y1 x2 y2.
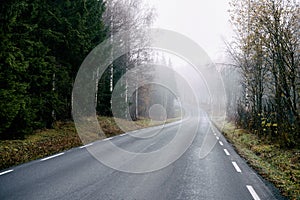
0 113 286 200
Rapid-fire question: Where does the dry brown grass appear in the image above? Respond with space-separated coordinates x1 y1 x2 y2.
214 120 300 200
0 116 180 170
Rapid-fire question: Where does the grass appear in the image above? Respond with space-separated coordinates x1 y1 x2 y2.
0 121 82 170
213 119 300 200
0 116 180 170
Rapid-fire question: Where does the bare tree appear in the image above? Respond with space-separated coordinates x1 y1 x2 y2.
97 0 156 119
227 0 299 146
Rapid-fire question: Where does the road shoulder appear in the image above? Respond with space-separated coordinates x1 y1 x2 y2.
212 119 299 200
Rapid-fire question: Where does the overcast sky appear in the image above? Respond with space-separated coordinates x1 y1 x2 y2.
145 0 233 62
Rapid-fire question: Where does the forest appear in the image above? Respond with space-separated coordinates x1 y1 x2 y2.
0 1 299 198
1 0 299 149
223 0 299 148
0 0 169 139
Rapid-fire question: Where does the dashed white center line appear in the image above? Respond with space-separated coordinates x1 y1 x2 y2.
246 185 261 200
224 149 230 155
0 169 13 176
219 141 224 146
232 161 242 173
79 143 94 149
216 136 219 140
41 152 64 161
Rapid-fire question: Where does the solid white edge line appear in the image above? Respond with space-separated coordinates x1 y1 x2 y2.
224 149 230 155
219 141 224 146
232 161 242 173
41 152 64 161
0 169 13 176
216 136 220 140
103 138 111 141
246 185 261 200
79 143 94 149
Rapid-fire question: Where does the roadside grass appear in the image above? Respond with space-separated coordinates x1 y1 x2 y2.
0 116 180 170
0 121 81 170
214 120 300 200
0 121 82 170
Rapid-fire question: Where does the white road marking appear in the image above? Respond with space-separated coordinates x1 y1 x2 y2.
103 138 111 141
41 153 64 161
219 141 224 146
79 143 93 149
232 161 242 173
119 133 126 136
216 136 219 140
212 130 216 134
224 149 230 155
0 169 13 176
246 185 261 200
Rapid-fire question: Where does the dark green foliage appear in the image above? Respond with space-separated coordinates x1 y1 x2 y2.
97 66 113 117
0 0 107 138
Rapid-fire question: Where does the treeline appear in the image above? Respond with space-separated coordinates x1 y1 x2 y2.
224 0 299 147
96 0 155 120
0 0 155 139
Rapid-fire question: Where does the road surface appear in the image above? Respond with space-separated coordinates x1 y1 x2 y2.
0 113 285 200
